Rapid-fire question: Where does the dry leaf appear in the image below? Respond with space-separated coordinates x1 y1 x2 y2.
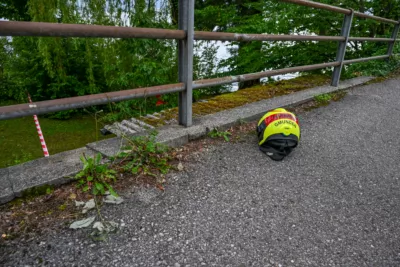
69 216 95 229
177 163 184 171
156 184 165 191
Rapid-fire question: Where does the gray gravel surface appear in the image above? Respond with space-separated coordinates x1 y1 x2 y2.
2 78 400 267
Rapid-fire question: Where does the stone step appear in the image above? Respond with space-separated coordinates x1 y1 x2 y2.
103 117 156 137
144 114 159 120
130 118 155 129
121 120 144 132
104 124 123 137
105 122 136 137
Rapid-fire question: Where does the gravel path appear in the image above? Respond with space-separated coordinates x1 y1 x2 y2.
1 78 400 267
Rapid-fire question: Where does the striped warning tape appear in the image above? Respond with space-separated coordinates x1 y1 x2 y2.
27 93 49 157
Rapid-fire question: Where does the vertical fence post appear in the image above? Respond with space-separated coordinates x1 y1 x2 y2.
178 0 194 127
387 21 400 60
331 10 354 87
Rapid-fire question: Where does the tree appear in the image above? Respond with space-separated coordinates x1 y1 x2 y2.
1 0 399 112
0 0 30 21
195 0 400 88
0 1 177 111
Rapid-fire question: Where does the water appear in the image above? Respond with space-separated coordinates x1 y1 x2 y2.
197 40 300 92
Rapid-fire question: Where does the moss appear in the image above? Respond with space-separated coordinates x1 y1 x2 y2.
305 91 348 111
314 94 332 105
194 74 330 114
58 204 67 211
365 76 387 85
22 185 54 199
141 74 330 127
10 200 26 209
331 90 347 102
9 185 54 207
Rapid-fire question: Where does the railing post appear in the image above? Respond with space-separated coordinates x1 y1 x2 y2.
387 21 400 60
178 0 194 127
331 10 354 87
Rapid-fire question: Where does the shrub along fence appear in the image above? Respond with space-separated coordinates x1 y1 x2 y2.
0 0 398 126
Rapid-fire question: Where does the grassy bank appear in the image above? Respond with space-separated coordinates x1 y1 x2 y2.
0 115 113 168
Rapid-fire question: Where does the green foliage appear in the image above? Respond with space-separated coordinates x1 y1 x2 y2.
46 187 54 195
12 152 35 165
314 93 332 104
75 153 118 196
208 128 232 142
346 54 400 78
0 0 178 118
1 0 399 120
97 92 180 124
46 110 78 120
0 0 31 21
193 41 231 96
314 91 347 105
116 131 171 177
21 184 54 198
196 0 400 88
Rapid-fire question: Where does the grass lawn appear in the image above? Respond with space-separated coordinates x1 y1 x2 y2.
0 115 113 168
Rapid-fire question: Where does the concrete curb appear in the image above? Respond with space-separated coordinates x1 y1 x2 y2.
0 147 96 204
0 76 374 204
87 76 373 157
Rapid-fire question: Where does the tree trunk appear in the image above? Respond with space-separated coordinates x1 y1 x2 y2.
237 0 261 89
169 0 179 26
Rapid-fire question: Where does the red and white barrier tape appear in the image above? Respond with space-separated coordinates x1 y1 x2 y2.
27 93 49 157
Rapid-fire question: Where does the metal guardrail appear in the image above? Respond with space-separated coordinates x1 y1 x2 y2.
0 0 399 125
343 55 390 64
2 84 186 119
0 21 186 39
281 0 399 24
193 62 341 90
3 21 398 43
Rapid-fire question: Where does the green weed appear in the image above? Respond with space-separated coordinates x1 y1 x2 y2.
314 93 332 104
116 131 171 177
74 153 118 196
208 129 232 142
20 185 55 199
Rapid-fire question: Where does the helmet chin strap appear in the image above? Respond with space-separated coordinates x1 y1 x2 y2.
259 146 286 161
282 140 290 156
259 139 295 161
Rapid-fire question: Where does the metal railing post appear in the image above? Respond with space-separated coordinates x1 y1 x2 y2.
387 21 400 60
178 0 194 127
331 10 354 86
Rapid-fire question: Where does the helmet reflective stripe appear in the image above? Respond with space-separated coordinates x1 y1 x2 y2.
258 108 296 126
264 113 296 128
